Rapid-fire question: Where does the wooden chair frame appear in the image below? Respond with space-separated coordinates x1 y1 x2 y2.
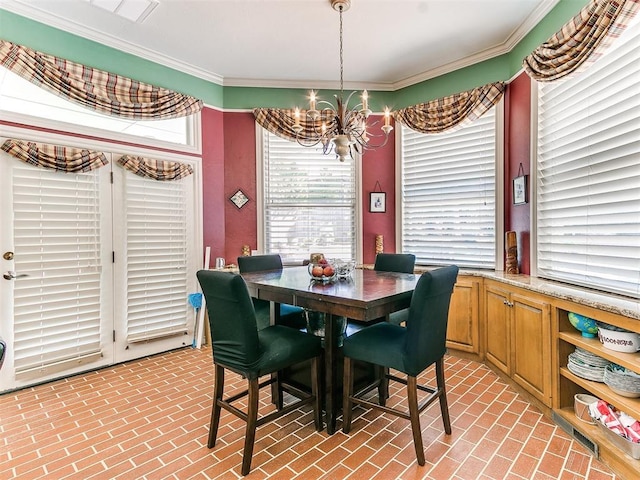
342 356 451 466
209 358 322 476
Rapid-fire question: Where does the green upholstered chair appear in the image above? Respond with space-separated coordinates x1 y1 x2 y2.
374 253 416 326
342 265 459 466
237 254 306 330
373 253 416 274
196 270 323 476
346 253 416 335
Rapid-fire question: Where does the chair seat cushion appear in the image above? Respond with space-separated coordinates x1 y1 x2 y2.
342 322 408 374
251 326 323 378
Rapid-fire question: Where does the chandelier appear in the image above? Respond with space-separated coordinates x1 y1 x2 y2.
291 0 392 161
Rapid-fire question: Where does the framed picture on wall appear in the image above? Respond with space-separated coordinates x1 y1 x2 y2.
369 192 386 213
513 175 528 205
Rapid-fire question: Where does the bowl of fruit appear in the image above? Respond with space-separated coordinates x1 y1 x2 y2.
308 258 336 282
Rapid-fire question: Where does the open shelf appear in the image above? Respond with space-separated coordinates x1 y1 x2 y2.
559 330 640 372
556 306 640 479
554 407 640 478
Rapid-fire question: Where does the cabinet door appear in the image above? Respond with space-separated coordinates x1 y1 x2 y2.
446 277 480 354
485 286 511 375
511 293 551 406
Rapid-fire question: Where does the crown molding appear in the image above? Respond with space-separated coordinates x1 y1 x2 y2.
1 1 224 85
391 0 560 90
2 0 560 92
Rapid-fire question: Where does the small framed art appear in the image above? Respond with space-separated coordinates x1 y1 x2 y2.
369 192 386 213
230 189 250 209
513 175 528 205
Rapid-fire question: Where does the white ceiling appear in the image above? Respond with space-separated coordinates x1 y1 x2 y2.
1 0 560 90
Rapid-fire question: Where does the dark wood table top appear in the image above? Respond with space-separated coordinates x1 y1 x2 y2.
241 266 420 321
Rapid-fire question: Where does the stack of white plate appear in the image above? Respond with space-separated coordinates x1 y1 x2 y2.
604 364 640 398
567 347 610 382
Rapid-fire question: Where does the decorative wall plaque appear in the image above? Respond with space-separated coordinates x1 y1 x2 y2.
230 189 249 209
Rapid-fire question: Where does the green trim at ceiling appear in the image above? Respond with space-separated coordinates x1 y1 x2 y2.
0 0 589 111
0 9 223 106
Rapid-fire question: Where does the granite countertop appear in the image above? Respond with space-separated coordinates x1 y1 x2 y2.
360 264 640 321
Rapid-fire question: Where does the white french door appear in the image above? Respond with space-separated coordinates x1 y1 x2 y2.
0 132 200 392
112 154 198 362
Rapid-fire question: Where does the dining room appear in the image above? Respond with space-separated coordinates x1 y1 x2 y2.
1 0 639 479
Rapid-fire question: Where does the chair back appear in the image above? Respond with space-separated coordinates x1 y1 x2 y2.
237 254 283 273
196 270 261 372
404 266 459 375
374 253 416 274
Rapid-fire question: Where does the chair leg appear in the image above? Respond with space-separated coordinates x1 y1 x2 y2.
377 365 388 407
207 364 224 448
342 356 354 433
311 356 322 431
407 376 425 466
241 378 260 476
436 357 452 434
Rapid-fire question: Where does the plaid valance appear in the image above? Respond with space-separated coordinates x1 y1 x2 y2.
117 155 193 181
523 0 640 82
254 108 340 142
1 138 108 172
0 39 203 119
394 82 505 134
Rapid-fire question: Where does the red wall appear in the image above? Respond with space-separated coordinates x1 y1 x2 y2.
201 107 226 266
504 73 532 274
222 112 258 263
361 115 396 264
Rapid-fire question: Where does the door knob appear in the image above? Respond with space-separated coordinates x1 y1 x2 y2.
2 252 13 261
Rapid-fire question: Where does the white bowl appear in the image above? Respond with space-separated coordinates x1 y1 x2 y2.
598 327 640 353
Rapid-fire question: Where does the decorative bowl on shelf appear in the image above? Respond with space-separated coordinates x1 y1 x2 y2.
574 393 598 424
597 323 640 353
568 312 598 338
308 260 336 282
603 364 640 398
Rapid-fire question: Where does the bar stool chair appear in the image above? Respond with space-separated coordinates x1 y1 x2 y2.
374 253 416 326
342 265 459 466
237 254 306 330
197 270 323 476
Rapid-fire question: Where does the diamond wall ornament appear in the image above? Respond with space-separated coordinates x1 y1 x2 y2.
230 189 249 209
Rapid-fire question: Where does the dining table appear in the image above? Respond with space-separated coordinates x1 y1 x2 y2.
240 265 420 434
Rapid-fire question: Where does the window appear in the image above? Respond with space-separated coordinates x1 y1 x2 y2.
0 68 197 150
535 16 640 298
259 129 357 262
400 108 498 269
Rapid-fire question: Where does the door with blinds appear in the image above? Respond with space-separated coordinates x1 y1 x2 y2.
0 150 114 390
0 140 199 391
111 158 197 362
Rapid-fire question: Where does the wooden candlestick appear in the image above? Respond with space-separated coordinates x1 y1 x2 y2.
505 231 519 274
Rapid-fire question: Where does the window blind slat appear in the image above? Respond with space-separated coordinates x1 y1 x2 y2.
123 173 189 342
263 131 356 261
11 165 103 373
401 110 496 269
536 17 640 298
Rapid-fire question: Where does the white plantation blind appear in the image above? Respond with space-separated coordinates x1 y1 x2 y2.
401 110 496 268
537 17 640 298
263 131 356 261
124 173 189 342
12 165 103 376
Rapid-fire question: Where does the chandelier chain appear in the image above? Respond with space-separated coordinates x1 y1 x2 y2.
339 5 344 97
